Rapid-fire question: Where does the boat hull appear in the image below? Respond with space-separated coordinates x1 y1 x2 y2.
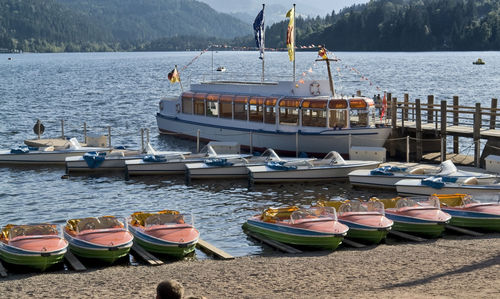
0 150 103 166
186 163 249 180
249 161 379 183
338 214 392 244
157 113 391 156
129 226 198 258
125 159 199 176
348 170 427 189
384 212 448 238
442 205 500 232
242 219 347 250
0 238 67 271
395 179 500 197
64 231 133 263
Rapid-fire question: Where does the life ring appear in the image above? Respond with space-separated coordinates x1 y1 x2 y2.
175 103 181 113
309 81 320 95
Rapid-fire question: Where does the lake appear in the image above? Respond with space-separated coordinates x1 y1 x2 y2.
0 51 498 257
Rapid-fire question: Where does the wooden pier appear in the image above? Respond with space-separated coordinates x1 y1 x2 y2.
383 93 499 167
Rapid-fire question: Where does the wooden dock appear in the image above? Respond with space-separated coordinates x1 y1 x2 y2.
383 94 498 167
196 239 234 260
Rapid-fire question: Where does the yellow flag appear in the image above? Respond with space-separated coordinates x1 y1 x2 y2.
286 7 295 62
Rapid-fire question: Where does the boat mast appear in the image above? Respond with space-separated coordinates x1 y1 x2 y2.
315 58 336 96
293 3 296 82
261 4 265 83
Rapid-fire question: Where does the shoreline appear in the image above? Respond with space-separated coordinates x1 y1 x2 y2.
1 234 499 298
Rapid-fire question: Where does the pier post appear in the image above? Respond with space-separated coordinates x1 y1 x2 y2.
473 103 481 167
83 122 87 144
404 93 409 121
249 131 253 154
61 120 65 139
390 97 397 157
415 99 422 162
140 128 144 153
453 96 459 154
295 132 299 158
387 93 392 119
108 126 111 148
37 120 41 140
406 135 410 163
196 129 200 153
491 98 498 129
348 133 352 155
440 100 447 162
146 128 150 144
427 95 434 124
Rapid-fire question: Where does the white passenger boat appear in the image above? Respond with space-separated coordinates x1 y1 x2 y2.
0 138 109 166
125 142 246 176
185 148 308 180
156 58 392 156
348 160 498 189
248 151 380 183
65 144 189 174
395 177 500 197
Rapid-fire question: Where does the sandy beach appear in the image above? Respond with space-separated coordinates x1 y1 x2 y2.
1 234 499 298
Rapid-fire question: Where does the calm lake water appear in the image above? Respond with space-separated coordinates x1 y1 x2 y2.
0 51 498 258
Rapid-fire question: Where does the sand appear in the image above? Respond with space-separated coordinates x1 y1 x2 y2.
1 235 499 298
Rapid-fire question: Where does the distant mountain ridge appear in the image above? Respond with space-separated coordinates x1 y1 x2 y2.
0 0 251 52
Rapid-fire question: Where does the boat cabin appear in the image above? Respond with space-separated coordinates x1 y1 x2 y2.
167 87 376 131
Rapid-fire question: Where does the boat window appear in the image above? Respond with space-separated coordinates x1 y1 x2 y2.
249 97 265 122
279 98 301 125
181 92 194 114
264 97 277 124
302 99 327 127
206 94 219 117
329 110 347 128
328 99 348 109
350 109 369 127
233 95 248 121
193 93 207 116
7 224 59 239
219 95 234 119
349 98 368 109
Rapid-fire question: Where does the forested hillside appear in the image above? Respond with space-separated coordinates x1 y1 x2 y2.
266 0 500 51
0 0 250 52
2 0 500 52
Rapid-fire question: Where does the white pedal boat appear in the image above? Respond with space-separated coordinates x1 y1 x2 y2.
248 151 380 183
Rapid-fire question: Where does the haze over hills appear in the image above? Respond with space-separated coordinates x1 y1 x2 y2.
199 0 370 24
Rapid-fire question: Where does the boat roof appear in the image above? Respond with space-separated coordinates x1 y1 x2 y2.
192 80 334 98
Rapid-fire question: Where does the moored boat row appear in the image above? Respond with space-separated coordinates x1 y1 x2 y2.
2 193 500 272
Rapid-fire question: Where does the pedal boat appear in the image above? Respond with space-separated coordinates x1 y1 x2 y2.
316 199 393 244
374 197 451 238
65 143 189 174
186 148 311 180
436 194 500 232
395 176 500 197
64 216 133 263
248 151 379 183
242 206 348 250
128 210 199 258
0 138 109 166
125 142 244 176
0 224 68 271
348 160 497 189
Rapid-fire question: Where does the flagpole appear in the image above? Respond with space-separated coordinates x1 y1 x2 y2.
176 65 184 93
261 4 265 83
292 3 296 82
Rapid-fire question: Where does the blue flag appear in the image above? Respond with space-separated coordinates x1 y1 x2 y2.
253 6 265 59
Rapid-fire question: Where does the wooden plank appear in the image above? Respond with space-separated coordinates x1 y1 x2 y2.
445 225 484 237
388 230 426 242
246 232 302 254
64 251 86 271
427 95 434 123
342 238 366 248
453 96 459 154
0 260 8 277
474 103 481 167
196 239 234 260
440 100 447 162
416 99 422 162
131 243 164 265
